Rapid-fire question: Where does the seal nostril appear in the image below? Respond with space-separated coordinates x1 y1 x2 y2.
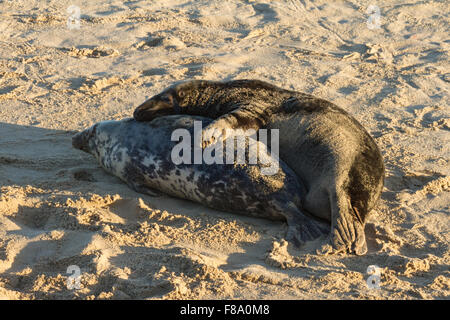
72 132 85 150
72 136 80 149
133 108 143 120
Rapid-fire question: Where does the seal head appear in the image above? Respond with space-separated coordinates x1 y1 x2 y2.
72 124 97 153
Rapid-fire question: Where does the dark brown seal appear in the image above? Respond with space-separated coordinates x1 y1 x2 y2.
133 79 385 255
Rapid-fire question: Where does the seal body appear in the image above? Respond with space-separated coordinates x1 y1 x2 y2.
72 116 329 246
133 80 385 255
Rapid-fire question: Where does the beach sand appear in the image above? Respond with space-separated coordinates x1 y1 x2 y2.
0 0 448 299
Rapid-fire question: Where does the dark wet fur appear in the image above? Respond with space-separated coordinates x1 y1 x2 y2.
133 79 386 254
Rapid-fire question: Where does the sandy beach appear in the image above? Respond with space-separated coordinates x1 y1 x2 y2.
0 0 449 299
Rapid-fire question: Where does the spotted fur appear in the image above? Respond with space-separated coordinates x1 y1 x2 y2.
72 116 329 246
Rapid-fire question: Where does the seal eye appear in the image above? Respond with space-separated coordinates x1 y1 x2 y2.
177 90 185 99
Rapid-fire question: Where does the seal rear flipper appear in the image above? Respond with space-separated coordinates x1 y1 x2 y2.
126 181 162 197
283 205 330 247
318 190 368 255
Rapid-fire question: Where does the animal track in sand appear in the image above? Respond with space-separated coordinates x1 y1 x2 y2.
78 75 139 95
392 172 450 205
65 47 120 59
12 205 51 229
402 105 449 131
73 169 96 182
135 35 186 51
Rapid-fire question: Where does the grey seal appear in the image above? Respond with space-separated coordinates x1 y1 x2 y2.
72 115 329 246
133 80 385 255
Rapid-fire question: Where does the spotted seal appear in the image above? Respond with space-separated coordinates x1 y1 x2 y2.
133 80 385 255
72 115 329 246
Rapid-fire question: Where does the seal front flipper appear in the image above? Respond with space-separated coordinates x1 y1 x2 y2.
200 117 232 148
200 102 271 148
126 180 162 197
